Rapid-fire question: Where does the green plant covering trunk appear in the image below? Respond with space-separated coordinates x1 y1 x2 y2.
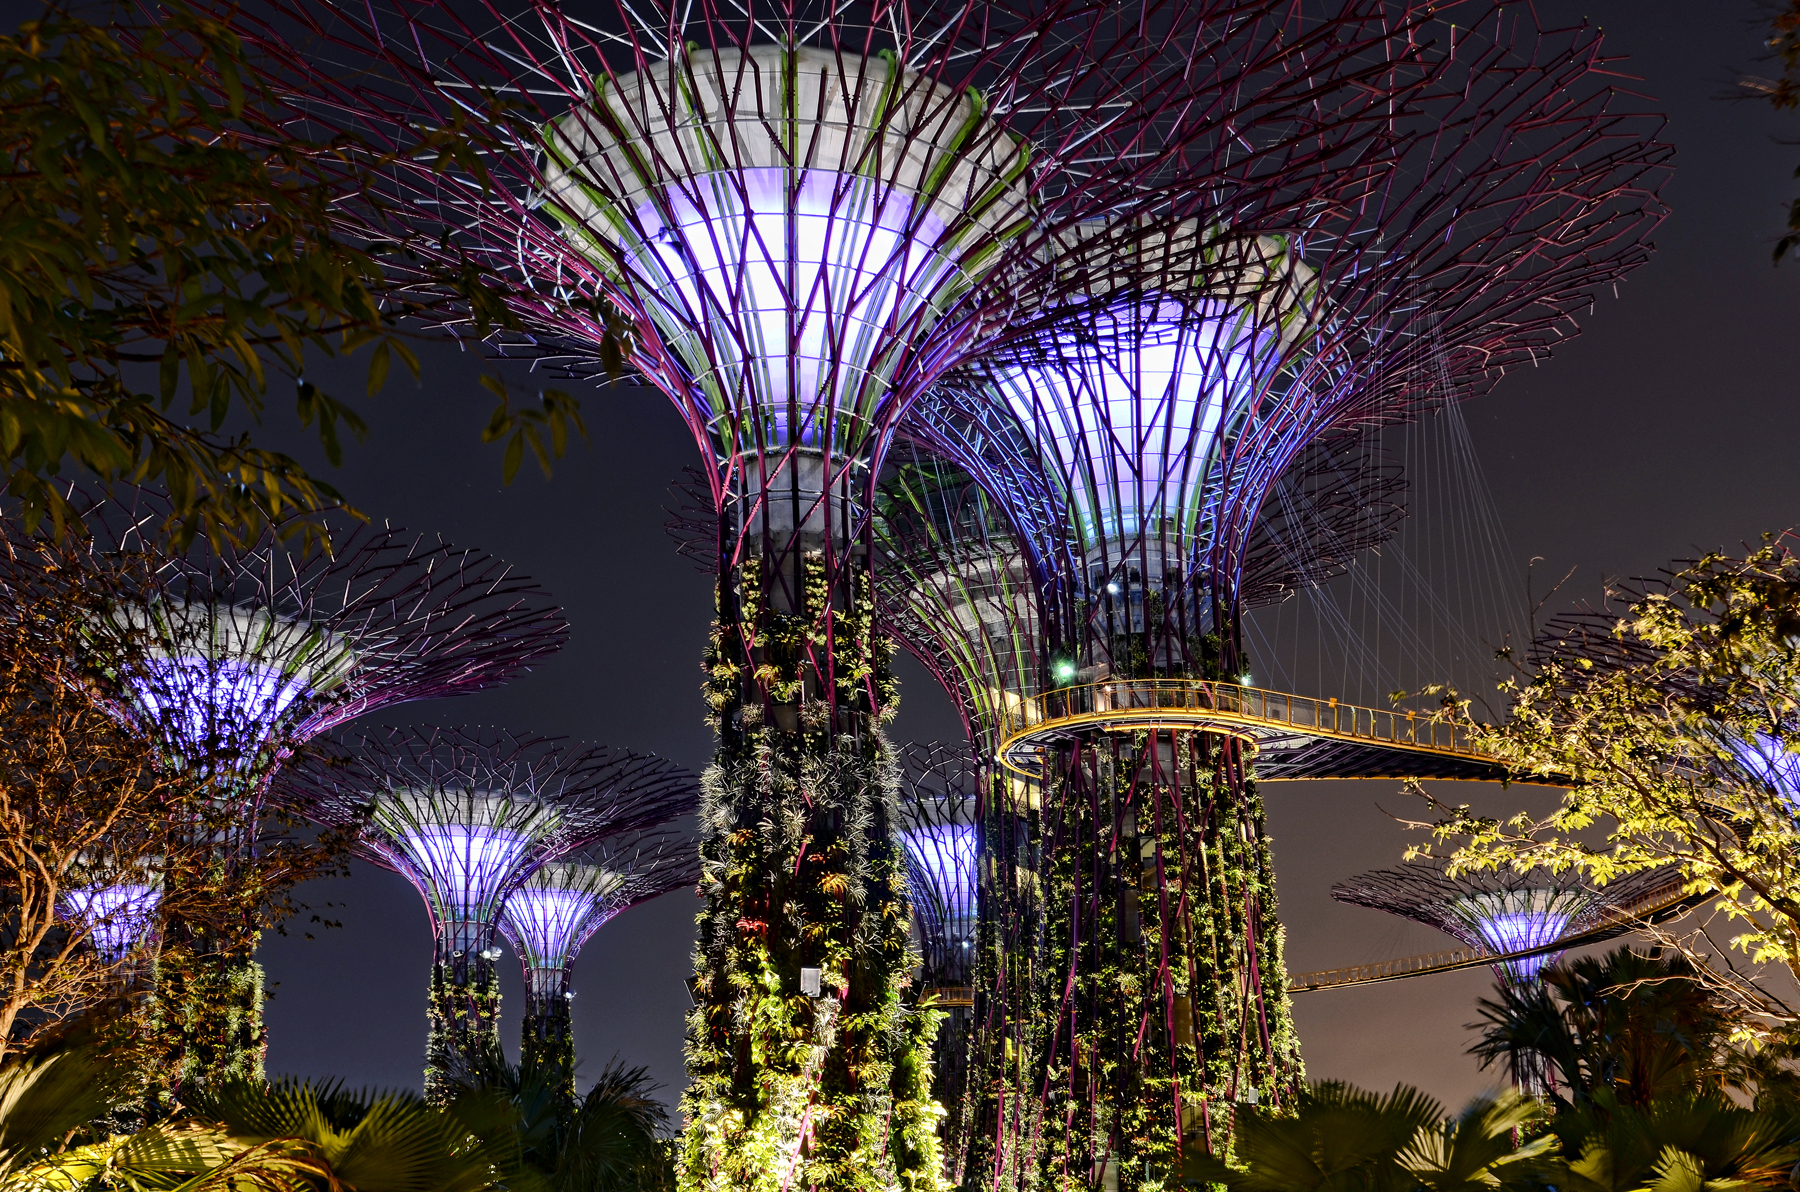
678 553 947 1192
1032 731 1301 1192
961 781 1045 1192
149 937 265 1095
522 990 578 1100
425 955 500 1104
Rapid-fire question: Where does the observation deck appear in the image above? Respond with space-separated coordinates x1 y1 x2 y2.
1288 869 1703 992
996 679 1537 783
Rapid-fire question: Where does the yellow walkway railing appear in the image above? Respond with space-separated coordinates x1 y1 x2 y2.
997 678 1496 778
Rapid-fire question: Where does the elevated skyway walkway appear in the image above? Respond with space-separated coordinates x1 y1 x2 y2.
996 679 1552 784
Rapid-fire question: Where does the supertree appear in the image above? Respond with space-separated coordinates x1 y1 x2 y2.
873 424 1407 1182
498 828 700 1085
893 743 983 1177
1 487 569 1089
183 2 1429 1184
60 869 163 967
276 726 697 1102
898 8 1670 1186
1331 863 1675 1089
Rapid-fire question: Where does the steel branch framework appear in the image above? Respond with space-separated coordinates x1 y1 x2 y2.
498 827 700 1075
1331 863 1677 1089
280 725 697 1100
882 6 1669 1186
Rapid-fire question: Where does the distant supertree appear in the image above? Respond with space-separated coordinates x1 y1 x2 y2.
1331 863 1675 1089
3 487 569 1089
59 869 163 967
895 742 985 1184
499 829 699 1084
279 727 696 1102
904 9 1669 1184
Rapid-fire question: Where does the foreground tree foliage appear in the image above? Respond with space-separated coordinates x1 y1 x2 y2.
1181 1081 1553 1192
0 536 351 1091
0 1026 678 1191
0 2 597 547
0 2 424 543
0 546 207 1061
1413 541 1800 998
1182 950 1800 1192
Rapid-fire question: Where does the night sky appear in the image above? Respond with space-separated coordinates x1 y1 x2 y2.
137 0 1800 1115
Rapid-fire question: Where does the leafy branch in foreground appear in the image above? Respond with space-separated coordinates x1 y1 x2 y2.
0 2 613 549
1408 538 1800 992
0 2 427 545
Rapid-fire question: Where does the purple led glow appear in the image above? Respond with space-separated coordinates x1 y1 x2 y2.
901 824 978 982
105 603 356 765
60 883 161 962
1007 298 1279 547
1730 734 1800 805
902 825 978 909
1470 910 1573 983
126 658 310 759
1448 888 1592 986
624 168 954 450
399 824 534 922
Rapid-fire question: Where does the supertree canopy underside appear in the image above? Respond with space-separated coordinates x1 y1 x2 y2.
277 726 697 1102
0 485 570 1092
895 741 993 1187
1331 864 1680 987
498 828 700 1078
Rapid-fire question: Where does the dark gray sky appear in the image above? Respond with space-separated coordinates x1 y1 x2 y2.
207 0 1800 1113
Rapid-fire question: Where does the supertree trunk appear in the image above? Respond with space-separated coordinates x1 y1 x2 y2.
1032 726 1299 1192
520 977 577 1087
686 520 945 1192
426 941 502 1101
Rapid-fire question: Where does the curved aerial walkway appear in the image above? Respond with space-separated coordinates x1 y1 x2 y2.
996 678 1697 993
996 679 1550 783
1287 870 1704 992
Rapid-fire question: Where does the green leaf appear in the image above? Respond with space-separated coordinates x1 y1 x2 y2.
501 432 524 484
367 339 391 397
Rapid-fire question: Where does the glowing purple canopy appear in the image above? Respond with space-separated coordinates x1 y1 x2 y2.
279 728 699 960
501 869 623 994
60 882 162 963
111 603 354 768
498 832 699 997
901 826 978 984
618 169 954 451
1731 733 1800 805
371 791 559 956
1451 898 1579 984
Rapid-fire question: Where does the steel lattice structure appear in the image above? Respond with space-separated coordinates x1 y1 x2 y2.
158 0 1666 1183
498 828 699 1076
279 726 697 1101
1331 863 1675 1089
894 741 991 1186
0 485 570 1088
874 8 1672 1187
